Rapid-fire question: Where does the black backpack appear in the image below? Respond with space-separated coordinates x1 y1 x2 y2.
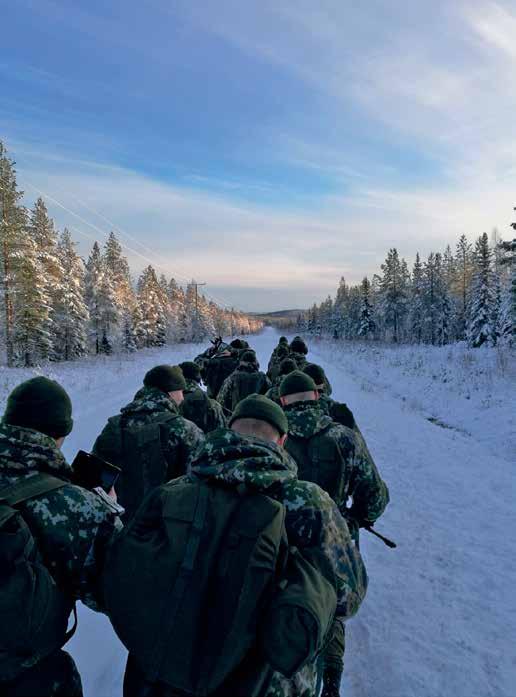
0 474 76 681
230 372 267 412
104 478 336 695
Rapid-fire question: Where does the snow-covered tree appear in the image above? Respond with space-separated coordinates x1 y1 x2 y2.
357 277 375 338
467 233 498 347
497 238 516 346
454 234 474 339
55 229 89 360
0 142 27 366
378 248 408 342
136 265 168 347
409 253 424 343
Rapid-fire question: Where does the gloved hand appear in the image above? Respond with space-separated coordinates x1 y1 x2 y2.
321 667 342 697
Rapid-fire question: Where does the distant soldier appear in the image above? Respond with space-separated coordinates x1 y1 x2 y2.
198 343 240 399
267 336 290 380
303 363 356 430
179 361 227 433
217 350 271 414
0 377 122 697
113 394 367 697
279 371 389 697
265 357 298 403
93 365 204 522
289 336 309 369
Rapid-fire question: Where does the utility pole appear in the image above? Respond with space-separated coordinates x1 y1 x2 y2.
193 281 206 341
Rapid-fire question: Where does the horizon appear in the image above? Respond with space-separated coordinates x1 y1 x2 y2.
2 1 515 312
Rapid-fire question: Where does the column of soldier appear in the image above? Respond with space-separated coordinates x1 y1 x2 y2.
0 334 389 697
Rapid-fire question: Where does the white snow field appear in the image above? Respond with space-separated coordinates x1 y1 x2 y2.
1 327 515 697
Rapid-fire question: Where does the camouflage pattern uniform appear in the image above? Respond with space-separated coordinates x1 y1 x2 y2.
283 400 389 695
0 422 123 696
180 378 227 433
191 429 368 697
267 344 290 381
217 363 271 414
93 387 204 518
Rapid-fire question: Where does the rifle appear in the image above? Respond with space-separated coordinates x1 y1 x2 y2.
362 523 397 548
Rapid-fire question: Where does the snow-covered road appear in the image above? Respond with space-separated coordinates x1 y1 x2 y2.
28 328 514 697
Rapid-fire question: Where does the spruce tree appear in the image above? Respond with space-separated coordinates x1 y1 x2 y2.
455 235 474 339
467 233 497 347
85 242 104 353
357 277 375 338
409 253 424 343
55 229 89 360
379 248 408 342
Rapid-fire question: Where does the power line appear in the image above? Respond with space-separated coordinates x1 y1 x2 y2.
18 174 236 310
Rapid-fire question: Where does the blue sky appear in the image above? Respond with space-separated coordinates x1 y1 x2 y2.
1 0 516 311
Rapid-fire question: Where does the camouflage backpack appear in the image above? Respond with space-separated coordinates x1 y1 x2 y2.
104 478 336 695
0 474 75 681
230 372 266 412
94 412 177 523
286 427 350 505
180 389 212 433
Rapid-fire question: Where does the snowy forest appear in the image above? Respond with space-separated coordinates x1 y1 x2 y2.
0 142 262 367
303 232 516 348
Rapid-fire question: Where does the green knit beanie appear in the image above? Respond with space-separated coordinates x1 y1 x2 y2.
144 365 186 392
279 336 288 345
279 358 297 376
229 394 288 436
179 361 201 383
290 337 308 355
279 370 317 397
303 363 326 386
3 376 73 439
240 350 257 364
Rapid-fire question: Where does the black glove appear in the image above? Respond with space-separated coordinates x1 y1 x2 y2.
321 667 342 697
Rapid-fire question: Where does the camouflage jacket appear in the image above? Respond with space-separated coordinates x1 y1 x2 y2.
284 402 389 524
265 376 283 404
179 379 227 433
93 386 204 480
190 428 367 697
318 394 356 430
0 422 123 615
217 365 271 414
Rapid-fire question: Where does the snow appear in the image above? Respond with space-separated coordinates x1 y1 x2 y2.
1 328 515 697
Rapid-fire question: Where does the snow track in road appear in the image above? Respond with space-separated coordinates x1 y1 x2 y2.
3 329 513 696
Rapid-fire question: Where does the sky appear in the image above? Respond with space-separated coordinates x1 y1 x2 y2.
1 0 516 312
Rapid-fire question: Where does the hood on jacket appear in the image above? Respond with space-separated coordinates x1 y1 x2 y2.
190 428 297 492
0 422 71 481
284 401 333 439
121 386 178 418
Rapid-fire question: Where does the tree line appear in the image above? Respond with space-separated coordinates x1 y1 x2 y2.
302 231 516 348
0 142 262 367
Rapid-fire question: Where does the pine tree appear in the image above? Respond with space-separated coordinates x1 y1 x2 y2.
29 198 64 359
455 234 474 339
467 233 497 347
12 232 52 366
357 277 375 338
84 242 104 353
55 229 89 360
0 142 27 366
103 231 135 311
136 266 167 347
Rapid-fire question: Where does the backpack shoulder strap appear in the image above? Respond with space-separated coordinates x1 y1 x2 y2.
0 473 67 507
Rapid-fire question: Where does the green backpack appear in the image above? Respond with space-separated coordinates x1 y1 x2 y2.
0 474 76 681
230 372 266 412
94 412 177 523
180 389 211 433
104 478 336 694
286 428 350 506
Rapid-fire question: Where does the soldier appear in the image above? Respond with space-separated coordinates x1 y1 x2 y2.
266 357 298 404
201 344 240 399
267 336 290 380
93 365 204 522
120 394 368 697
178 361 227 433
0 377 122 696
279 371 389 697
303 363 356 430
217 350 271 414
289 337 309 369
